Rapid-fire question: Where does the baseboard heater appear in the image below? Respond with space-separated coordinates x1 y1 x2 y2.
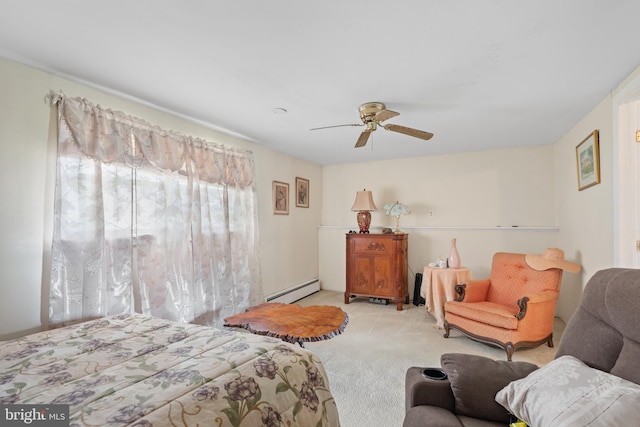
265 279 320 304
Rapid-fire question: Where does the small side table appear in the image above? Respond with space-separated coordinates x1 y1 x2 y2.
421 267 471 329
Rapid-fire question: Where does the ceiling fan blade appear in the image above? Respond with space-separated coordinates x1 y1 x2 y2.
310 123 363 131
383 124 434 140
355 130 372 148
373 109 400 123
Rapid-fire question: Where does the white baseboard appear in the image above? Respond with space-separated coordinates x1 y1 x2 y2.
265 279 320 304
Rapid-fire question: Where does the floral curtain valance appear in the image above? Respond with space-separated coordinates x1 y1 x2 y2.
60 96 255 188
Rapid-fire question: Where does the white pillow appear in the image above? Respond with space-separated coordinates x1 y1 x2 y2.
495 355 640 427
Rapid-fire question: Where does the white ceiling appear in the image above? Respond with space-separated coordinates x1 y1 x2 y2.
2 1 639 165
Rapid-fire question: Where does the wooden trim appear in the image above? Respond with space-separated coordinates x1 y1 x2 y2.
515 296 529 320
443 321 553 361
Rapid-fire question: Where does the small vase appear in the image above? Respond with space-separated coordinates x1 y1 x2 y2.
448 238 461 268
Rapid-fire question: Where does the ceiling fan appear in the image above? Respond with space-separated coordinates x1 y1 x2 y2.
310 102 434 148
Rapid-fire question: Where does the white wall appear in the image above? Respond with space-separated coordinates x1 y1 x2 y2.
553 64 640 321
320 146 561 298
553 96 614 321
0 57 322 339
614 69 640 268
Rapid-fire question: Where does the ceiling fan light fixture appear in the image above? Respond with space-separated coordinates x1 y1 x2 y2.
358 102 386 122
311 101 434 148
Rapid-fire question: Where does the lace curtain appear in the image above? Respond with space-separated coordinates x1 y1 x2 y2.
49 96 263 327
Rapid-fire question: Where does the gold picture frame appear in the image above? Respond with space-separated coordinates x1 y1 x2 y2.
576 130 600 191
273 181 289 214
295 177 309 208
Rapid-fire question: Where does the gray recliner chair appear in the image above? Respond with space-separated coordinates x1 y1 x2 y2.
404 268 640 427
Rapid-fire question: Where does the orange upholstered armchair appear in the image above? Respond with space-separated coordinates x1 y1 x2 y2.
443 249 580 361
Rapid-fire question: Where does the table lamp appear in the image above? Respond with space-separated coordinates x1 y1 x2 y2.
351 189 377 233
384 201 410 233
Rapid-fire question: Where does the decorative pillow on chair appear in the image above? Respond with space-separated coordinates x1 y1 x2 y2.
495 355 640 427
440 353 538 423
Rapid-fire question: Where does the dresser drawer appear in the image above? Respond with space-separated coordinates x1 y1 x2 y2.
353 238 389 254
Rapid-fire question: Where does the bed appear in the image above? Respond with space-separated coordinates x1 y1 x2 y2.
0 313 340 426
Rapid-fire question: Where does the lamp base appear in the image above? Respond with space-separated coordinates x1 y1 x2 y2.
357 211 372 233
394 215 402 233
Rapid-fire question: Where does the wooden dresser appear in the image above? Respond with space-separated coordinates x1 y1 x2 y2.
345 233 409 310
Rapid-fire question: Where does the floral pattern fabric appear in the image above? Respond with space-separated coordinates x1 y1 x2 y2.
0 314 340 427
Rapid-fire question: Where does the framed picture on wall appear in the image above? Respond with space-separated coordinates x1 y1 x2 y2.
575 129 600 191
295 177 309 208
273 181 289 214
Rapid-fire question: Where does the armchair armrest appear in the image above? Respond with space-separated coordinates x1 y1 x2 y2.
516 289 559 320
523 289 559 304
455 279 490 302
405 367 456 412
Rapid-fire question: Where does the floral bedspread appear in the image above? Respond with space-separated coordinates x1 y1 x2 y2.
0 313 340 426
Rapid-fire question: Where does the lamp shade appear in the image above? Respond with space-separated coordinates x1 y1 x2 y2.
384 201 410 216
351 190 377 212
384 201 410 233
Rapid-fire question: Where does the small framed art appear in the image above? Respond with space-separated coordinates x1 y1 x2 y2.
575 130 600 191
273 181 289 214
295 177 309 208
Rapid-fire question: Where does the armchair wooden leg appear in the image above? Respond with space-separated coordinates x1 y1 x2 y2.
505 343 515 362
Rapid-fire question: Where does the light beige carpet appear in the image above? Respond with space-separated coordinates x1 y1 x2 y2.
298 290 563 427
